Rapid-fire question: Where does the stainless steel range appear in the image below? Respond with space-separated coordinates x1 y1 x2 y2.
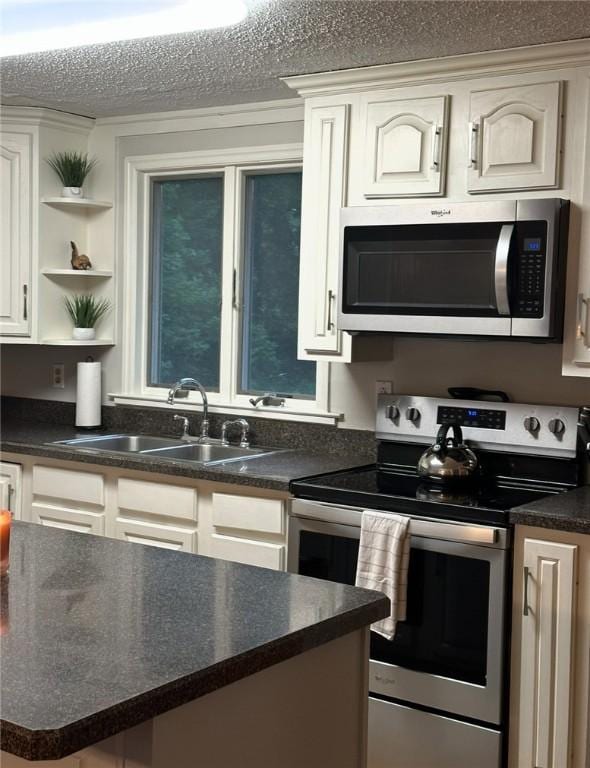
288 394 581 768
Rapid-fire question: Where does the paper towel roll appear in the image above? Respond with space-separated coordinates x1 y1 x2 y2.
76 361 102 428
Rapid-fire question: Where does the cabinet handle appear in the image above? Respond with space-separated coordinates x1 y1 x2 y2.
327 290 335 331
523 566 531 616
23 284 28 321
577 293 589 345
431 124 442 170
232 268 238 310
469 121 480 168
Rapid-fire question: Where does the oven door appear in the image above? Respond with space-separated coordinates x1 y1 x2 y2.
288 501 508 726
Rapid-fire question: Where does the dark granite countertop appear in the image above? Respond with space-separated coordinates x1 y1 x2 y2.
0 421 370 492
510 485 590 534
0 522 388 761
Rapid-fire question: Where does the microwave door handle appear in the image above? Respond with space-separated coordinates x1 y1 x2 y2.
494 224 513 316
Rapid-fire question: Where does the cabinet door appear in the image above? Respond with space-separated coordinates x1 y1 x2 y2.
210 533 284 570
572 74 590 365
0 462 22 519
298 101 352 361
32 502 105 535
359 94 448 198
115 517 197 552
212 493 285 535
518 538 577 768
0 131 32 336
468 81 562 193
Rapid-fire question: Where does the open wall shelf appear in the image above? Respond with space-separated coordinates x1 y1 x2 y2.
40 339 115 346
41 197 113 211
42 269 113 278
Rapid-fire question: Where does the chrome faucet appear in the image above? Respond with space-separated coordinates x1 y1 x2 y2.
221 419 250 448
167 378 209 441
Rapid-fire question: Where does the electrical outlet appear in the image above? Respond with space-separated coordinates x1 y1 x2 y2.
52 364 65 389
376 380 393 396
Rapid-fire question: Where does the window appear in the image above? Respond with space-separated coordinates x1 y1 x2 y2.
240 172 315 398
144 158 317 410
150 176 223 390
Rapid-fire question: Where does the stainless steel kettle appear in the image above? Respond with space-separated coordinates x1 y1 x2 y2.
417 423 478 483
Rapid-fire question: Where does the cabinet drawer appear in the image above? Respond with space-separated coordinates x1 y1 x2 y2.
210 534 285 570
212 493 285 535
32 502 105 535
115 517 197 552
33 465 104 506
117 478 197 521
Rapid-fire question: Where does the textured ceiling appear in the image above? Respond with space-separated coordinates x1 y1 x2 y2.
2 0 590 118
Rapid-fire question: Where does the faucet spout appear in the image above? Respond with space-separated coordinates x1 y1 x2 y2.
167 378 209 440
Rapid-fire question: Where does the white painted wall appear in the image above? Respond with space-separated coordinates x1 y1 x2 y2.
2 97 590 430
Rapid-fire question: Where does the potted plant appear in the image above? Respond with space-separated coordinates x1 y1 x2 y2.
64 294 111 340
46 151 97 198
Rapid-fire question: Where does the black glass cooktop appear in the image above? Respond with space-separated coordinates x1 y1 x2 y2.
291 465 561 526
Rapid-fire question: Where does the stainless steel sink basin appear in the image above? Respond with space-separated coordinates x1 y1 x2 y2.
146 443 274 465
55 434 186 452
54 434 275 465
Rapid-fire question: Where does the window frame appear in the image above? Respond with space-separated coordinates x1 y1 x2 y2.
120 145 331 421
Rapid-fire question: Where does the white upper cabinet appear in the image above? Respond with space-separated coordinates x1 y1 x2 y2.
467 81 562 193
298 100 352 361
0 131 33 336
358 93 448 198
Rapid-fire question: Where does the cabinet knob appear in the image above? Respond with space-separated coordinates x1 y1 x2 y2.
548 418 565 436
406 407 421 423
524 416 540 433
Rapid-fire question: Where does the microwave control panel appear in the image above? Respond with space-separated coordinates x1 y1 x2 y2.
513 222 547 318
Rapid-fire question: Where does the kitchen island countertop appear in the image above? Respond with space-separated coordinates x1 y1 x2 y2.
0 522 387 761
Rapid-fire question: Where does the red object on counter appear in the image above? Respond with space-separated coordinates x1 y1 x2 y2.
0 510 11 576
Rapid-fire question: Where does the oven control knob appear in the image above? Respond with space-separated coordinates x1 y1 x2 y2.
524 416 540 433
548 418 566 436
406 407 421 423
385 405 400 421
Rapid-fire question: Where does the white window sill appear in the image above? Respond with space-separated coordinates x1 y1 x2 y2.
108 393 342 426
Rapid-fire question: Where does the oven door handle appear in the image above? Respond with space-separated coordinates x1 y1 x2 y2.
494 223 513 316
290 500 505 547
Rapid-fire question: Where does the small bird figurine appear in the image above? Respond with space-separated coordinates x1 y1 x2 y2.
70 241 92 270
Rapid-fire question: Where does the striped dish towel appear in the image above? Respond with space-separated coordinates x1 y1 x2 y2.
355 510 411 641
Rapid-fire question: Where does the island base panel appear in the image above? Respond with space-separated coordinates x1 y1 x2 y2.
2 629 370 767
153 628 370 768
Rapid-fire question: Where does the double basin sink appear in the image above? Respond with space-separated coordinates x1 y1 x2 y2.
55 434 276 466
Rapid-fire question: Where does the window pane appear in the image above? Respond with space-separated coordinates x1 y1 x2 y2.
241 172 316 398
149 176 223 390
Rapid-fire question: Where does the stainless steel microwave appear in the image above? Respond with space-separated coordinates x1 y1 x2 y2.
338 198 570 340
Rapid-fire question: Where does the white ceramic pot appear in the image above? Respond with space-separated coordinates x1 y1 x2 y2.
72 327 95 341
62 186 84 198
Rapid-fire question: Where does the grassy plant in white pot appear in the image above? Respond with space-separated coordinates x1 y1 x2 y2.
46 151 97 198
64 294 111 341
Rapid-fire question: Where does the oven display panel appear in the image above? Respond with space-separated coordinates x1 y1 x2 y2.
437 405 506 430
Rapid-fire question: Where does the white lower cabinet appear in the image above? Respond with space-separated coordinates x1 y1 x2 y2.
32 502 105 534
510 526 590 768
5 454 289 570
30 463 106 534
115 517 197 552
0 460 22 518
212 492 285 535
210 533 285 570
